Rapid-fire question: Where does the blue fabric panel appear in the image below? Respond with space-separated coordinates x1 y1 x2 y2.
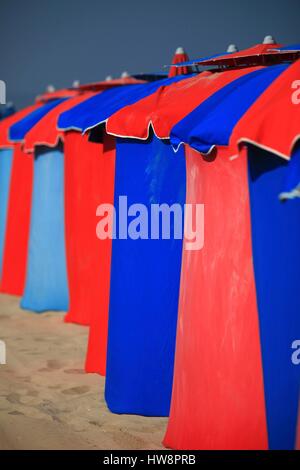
21 147 69 312
248 145 300 449
9 99 66 142
58 75 192 132
277 44 300 51
105 136 186 416
0 149 13 277
170 64 288 153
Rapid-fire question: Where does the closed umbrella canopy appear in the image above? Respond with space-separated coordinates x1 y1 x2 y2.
57 73 193 378
8 98 72 312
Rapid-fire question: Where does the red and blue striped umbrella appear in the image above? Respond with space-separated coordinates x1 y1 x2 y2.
8 98 72 312
57 73 193 379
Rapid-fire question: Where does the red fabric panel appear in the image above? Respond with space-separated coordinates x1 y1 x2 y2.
24 92 95 153
163 146 268 450
0 145 33 295
106 67 263 140
230 59 300 159
64 132 115 375
84 134 115 374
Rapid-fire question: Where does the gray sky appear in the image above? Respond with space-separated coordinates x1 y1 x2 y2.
0 0 299 109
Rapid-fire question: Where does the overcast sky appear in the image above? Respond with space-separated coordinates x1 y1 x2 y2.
1 0 299 108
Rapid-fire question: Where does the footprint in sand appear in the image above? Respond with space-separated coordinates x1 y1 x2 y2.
6 393 22 404
89 420 103 428
61 386 90 395
8 410 24 416
26 389 39 397
38 359 64 372
17 376 31 383
63 369 85 375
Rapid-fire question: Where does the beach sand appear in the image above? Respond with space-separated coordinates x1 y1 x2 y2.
0 294 167 450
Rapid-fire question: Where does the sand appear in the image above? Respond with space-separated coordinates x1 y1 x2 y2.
0 294 167 450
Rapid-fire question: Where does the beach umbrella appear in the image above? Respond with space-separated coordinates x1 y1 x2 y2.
57 73 191 377
0 103 43 295
105 57 300 445
61 77 191 414
8 98 72 311
23 91 114 327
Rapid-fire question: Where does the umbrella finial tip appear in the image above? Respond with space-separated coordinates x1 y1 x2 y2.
105 75 113 81
46 84 55 93
175 46 185 54
263 35 275 44
72 80 80 88
227 44 238 53
121 71 130 78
